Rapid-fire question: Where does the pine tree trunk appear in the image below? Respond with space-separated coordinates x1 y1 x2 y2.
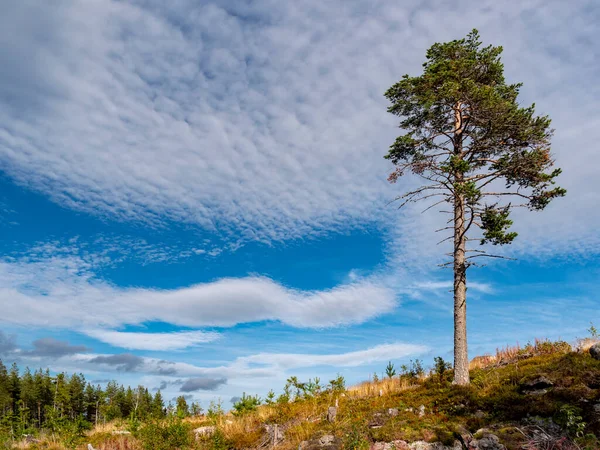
453 190 469 385
453 102 469 385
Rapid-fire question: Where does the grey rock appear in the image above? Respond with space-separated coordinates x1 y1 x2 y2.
590 343 600 360
519 376 553 394
418 405 426 417
470 436 505 449
474 410 486 419
388 408 399 417
319 435 335 446
591 403 600 423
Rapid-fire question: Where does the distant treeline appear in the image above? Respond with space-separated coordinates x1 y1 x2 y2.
0 359 199 436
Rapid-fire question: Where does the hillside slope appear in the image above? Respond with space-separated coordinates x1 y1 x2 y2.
11 340 600 450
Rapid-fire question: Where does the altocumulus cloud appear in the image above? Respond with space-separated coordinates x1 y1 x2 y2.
0 0 597 259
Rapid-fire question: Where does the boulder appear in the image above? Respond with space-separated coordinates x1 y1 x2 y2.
418 405 426 417
590 342 600 360
468 434 505 450
319 435 335 445
388 408 399 417
519 376 553 394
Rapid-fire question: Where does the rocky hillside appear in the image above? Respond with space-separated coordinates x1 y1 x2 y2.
13 339 600 450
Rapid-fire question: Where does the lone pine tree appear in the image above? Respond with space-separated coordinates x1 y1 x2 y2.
384 30 565 385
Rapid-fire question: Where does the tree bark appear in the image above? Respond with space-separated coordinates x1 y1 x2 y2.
453 102 469 385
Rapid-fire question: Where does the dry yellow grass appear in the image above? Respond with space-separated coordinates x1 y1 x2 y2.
10 431 67 449
83 435 139 450
469 354 497 370
347 376 414 398
470 338 573 371
87 421 124 435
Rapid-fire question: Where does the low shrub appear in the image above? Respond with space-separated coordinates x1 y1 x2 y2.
135 417 193 450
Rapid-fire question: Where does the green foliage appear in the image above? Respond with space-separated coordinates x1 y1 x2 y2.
400 359 424 380
175 395 189 418
588 322 598 338
328 374 346 392
276 382 292 404
207 399 224 421
0 358 165 438
190 401 203 416
433 357 452 382
385 362 396 379
210 428 231 450
136 416 193 450
232 392 262 416
480 205 518 245
264 389 276 405
556 405 586 438
343 416 369 450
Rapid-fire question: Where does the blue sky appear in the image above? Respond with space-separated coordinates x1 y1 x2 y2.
0 0 599 408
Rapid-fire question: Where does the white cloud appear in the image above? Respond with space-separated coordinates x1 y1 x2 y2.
0 252 397 330
0 0 596 259
83 329 221 351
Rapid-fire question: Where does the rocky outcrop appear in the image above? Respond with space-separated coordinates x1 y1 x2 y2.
468 434 505 449
194 425 216 438
519 376 553 395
